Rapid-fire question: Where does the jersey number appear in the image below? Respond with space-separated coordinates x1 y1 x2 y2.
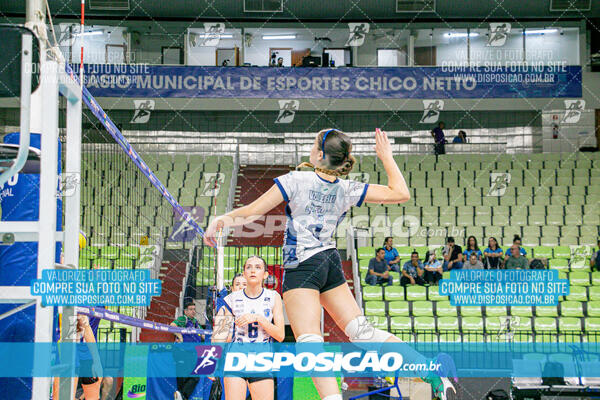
308 223 323 240
248 322 259 339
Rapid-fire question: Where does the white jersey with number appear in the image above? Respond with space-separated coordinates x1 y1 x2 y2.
224 288 276 343
274 171 369 267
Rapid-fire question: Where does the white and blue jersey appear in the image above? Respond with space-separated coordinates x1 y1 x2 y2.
274 171 369 268
224 288 276 343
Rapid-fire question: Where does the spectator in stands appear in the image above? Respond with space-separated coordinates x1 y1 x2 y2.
277 57 284 67
171 301 205 400
430 121 446 155
366 248 393 286
452 130 467 143
401 251 426 286
484 237 504 269
592 239 600 272
463 235 482 261
464 253 484 269
505 245 529 269
424 251 443 284
504 235 527 261
383 236 401 272
442 237 463 270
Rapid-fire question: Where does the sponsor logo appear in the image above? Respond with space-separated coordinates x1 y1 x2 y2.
169 206 206 242
57 172 80 198
126 384 146 399
346 23 369 47
487 172 511 196
488 23 511 47
131 99 155 124
224 351 406 373
193 345 223 375
420 100 444 124
275 100 299 124
562 99 585 123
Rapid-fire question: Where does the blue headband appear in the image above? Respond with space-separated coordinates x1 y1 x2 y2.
321 129 336 159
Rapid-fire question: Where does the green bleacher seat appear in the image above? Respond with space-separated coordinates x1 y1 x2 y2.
554 246 571 259
590 286 600 301
485 306 507 317
428 288 447 302
436 301 457 317
561 301 584 317
569 272 590 286
585 318 600 332
437 316 459 331
406 286 427 301
587 301 600 317
101 245 119 259
549 258 569 271
369 315 389 331
79 256 91 269
364 301 386 316
461 317 484 332
362 286 383 301
566 286 588 302
94 258 112 268
397 246 413 258
511 306 533 317
536 306 558 317
121 245 139 259
533 246 553 259
412 301 433 316
390 316 412 331
384 286 404 301
485 317 505 333
414 316 436 331
558 317 581 332
513 317 532 331
460 306 482 317
357 246 375 259
81 246 99 259
534 317 557 333
592 272 600 286
115 258 134 268
388 301 409 316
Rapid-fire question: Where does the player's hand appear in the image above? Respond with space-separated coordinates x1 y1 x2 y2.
374 128 393 161
235 314 257 327
203 216 225 248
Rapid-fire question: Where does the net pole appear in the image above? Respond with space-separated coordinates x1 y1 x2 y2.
216 230 225 291
79 0 84 88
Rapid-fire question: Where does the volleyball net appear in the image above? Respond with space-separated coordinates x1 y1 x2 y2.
65 62 230 342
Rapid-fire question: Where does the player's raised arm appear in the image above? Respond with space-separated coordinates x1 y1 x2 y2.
363 128 411 205
204 185 284 246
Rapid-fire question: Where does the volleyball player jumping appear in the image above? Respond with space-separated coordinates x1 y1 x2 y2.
205 129 456 400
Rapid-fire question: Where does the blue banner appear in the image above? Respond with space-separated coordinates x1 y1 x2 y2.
3 342 600 378
72 64 582 99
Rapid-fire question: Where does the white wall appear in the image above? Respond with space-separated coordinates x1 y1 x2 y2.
186 28 242 66
355 29 410 66
470 29 524 66
525 28 579 65
59 23 128 64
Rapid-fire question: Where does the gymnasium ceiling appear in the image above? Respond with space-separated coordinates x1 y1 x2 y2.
1 0 600 21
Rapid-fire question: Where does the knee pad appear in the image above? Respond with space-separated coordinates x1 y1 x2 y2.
322 395 343 400
296 333 324 343
344 316 393 343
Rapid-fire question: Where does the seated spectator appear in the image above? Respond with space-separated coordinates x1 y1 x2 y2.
484 237 504 269
452 130 467 143
591 239 600 272
383 236 401 272
464 253 484 269
366 248 393 286
442 237 463 271
505 245 529 269
463 235 482 261
424 251 443 284
401 251 426 286
504 235 527 261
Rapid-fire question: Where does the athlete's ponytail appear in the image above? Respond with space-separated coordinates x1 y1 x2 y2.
296 128 356 177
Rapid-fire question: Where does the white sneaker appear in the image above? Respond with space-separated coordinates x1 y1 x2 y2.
174 391 184 400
